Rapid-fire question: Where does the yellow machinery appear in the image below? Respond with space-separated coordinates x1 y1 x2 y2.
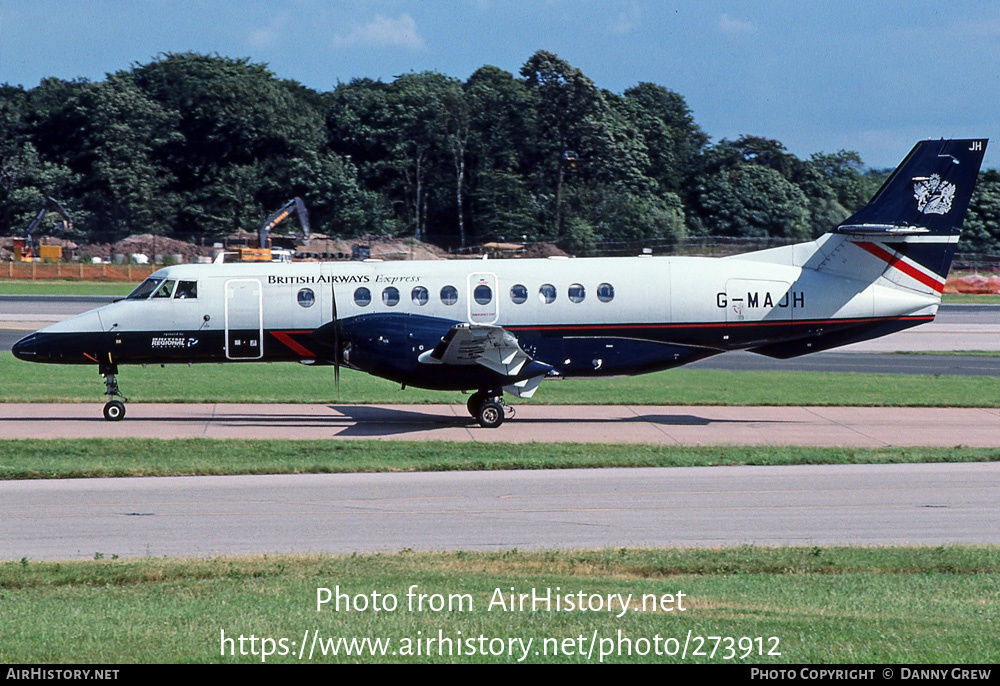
238 247 273 262
18 197 73 261
38 245 62 262
11 239 59 262
252 197 309 262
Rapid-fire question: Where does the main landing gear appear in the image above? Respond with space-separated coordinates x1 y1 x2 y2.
466 390 512 429
100 362 129 421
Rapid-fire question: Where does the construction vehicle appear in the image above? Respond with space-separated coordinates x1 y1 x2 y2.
14 197 73 262
239 197 311 262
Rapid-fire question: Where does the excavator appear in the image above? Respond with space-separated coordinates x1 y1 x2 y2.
13 197 73 262
239 197 310 262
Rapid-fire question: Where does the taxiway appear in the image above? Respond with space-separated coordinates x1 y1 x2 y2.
2 462 997 560
3 402 1000 446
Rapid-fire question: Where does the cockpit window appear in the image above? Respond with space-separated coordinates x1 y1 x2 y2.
175 281 198 299
127 278 162 300
151 280 176 298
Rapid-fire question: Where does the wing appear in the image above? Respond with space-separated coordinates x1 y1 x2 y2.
417 323 530 376
417 323 548 398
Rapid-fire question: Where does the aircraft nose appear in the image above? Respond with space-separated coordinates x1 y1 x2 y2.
11 333 36 361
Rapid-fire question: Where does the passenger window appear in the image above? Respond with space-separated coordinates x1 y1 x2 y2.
152 280 176 298
411 286 429 306
597 283 615 303
568 283 585 303
441 285 458 306
382 287 400 307
510 284 528 304
296 288 315 308
175 281 198 299
474 284 493 305
353 287 372 307
539 283 556 304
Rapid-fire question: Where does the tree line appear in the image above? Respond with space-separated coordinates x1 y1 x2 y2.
2 50 998 255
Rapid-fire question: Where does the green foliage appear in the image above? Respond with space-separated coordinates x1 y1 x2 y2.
55 75 182 239
566 183 687 251
695 165 811 239
960 170 1000 254
4 51 996 253
623 82 707 197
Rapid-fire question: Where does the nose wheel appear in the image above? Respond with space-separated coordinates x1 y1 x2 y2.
100 363 129 421
103 400 126 421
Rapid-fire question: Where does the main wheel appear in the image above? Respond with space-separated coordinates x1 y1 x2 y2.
476 400 505 428
466 392 486 417
103 400 126 422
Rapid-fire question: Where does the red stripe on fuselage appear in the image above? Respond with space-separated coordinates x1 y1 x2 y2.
270 330 316 357
854 241 945 293
506 315 933 333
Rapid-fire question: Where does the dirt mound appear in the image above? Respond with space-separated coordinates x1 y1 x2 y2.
295 236 447 261
226 229 258 241
521 242 569 259
944 274 1000 294
110 234 207 261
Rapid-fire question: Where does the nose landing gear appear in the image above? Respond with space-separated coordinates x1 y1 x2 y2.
100 362 129 421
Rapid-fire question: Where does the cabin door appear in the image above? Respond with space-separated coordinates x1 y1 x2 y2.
724 279 793 323
225 278 263 359
467 272 499 324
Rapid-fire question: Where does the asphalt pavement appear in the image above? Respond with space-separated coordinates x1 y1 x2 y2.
3 462 997 559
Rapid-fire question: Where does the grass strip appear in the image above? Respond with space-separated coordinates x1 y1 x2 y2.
4 353 1000 406
941 293 1000 304
0 280 135 296
1 547 997 663
1 439 998 479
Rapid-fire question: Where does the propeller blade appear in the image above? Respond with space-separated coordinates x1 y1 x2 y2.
332 282 340 394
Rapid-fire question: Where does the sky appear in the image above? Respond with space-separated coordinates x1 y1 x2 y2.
2 0 999 169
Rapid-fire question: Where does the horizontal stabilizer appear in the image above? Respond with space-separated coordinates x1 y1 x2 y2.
835 224 930 236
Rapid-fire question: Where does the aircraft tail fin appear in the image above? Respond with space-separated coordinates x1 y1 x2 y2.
829 138 987 287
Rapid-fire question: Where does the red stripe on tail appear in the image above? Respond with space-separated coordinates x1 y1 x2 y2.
854 242 945 293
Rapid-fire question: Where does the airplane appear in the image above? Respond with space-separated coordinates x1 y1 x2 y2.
11 138 988 427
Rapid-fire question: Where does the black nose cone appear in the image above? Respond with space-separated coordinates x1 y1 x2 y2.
12 333 36 361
